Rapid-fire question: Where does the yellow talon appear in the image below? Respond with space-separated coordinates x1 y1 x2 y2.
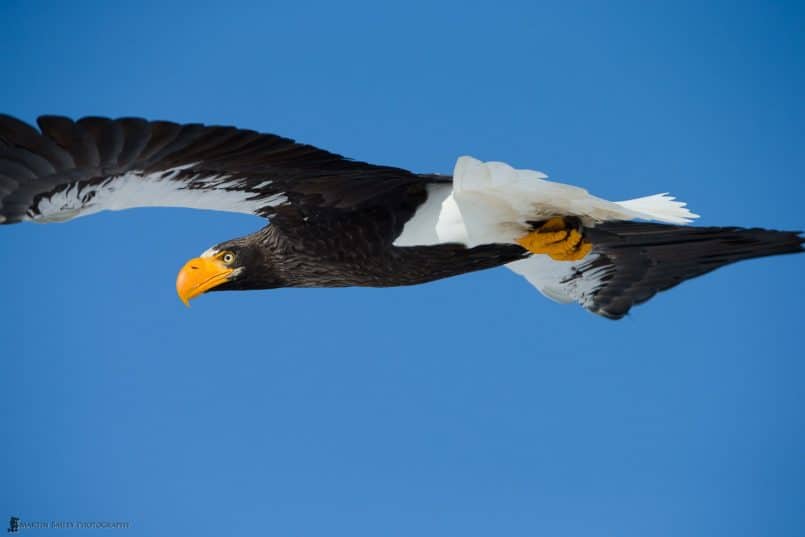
540 217 567 232
534 230 569 245
515 217 592 262
550 240 593 261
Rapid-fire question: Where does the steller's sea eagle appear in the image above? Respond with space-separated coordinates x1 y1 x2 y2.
0 115 801 319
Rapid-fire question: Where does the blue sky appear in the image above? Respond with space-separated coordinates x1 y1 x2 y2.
1 1 804 536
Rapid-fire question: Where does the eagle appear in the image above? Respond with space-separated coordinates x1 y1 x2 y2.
0 114 801 319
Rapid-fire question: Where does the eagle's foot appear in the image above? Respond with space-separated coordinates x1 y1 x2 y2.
516 217 592 261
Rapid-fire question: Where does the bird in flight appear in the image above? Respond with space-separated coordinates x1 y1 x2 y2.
0 115 801 319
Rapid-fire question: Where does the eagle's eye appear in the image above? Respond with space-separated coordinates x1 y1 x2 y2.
222 252 235 264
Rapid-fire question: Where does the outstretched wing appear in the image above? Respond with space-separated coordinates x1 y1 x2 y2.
0 115 425 224
508 221 804 319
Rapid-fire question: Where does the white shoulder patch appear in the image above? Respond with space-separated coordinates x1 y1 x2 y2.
394 183 467 246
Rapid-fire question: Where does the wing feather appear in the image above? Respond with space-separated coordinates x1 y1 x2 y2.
0 115 76 170
115 118 152 169
38 115 100 167
0 114 424 224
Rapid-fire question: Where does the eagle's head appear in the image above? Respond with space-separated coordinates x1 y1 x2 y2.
175 237 281 306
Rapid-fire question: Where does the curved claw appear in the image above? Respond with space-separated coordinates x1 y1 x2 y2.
516 217 593 262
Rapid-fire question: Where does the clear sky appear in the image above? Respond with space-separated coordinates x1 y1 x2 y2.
1 1 804 536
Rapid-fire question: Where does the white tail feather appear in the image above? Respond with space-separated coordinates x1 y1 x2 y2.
615 193 699 225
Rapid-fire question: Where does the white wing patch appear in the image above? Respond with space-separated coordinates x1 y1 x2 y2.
29 165 287 223
393 183 468 246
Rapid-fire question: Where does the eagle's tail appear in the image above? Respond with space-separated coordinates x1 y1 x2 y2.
507 222 804 319
614 193 699 225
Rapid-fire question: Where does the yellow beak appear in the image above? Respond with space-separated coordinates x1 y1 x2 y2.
175 256 234 307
